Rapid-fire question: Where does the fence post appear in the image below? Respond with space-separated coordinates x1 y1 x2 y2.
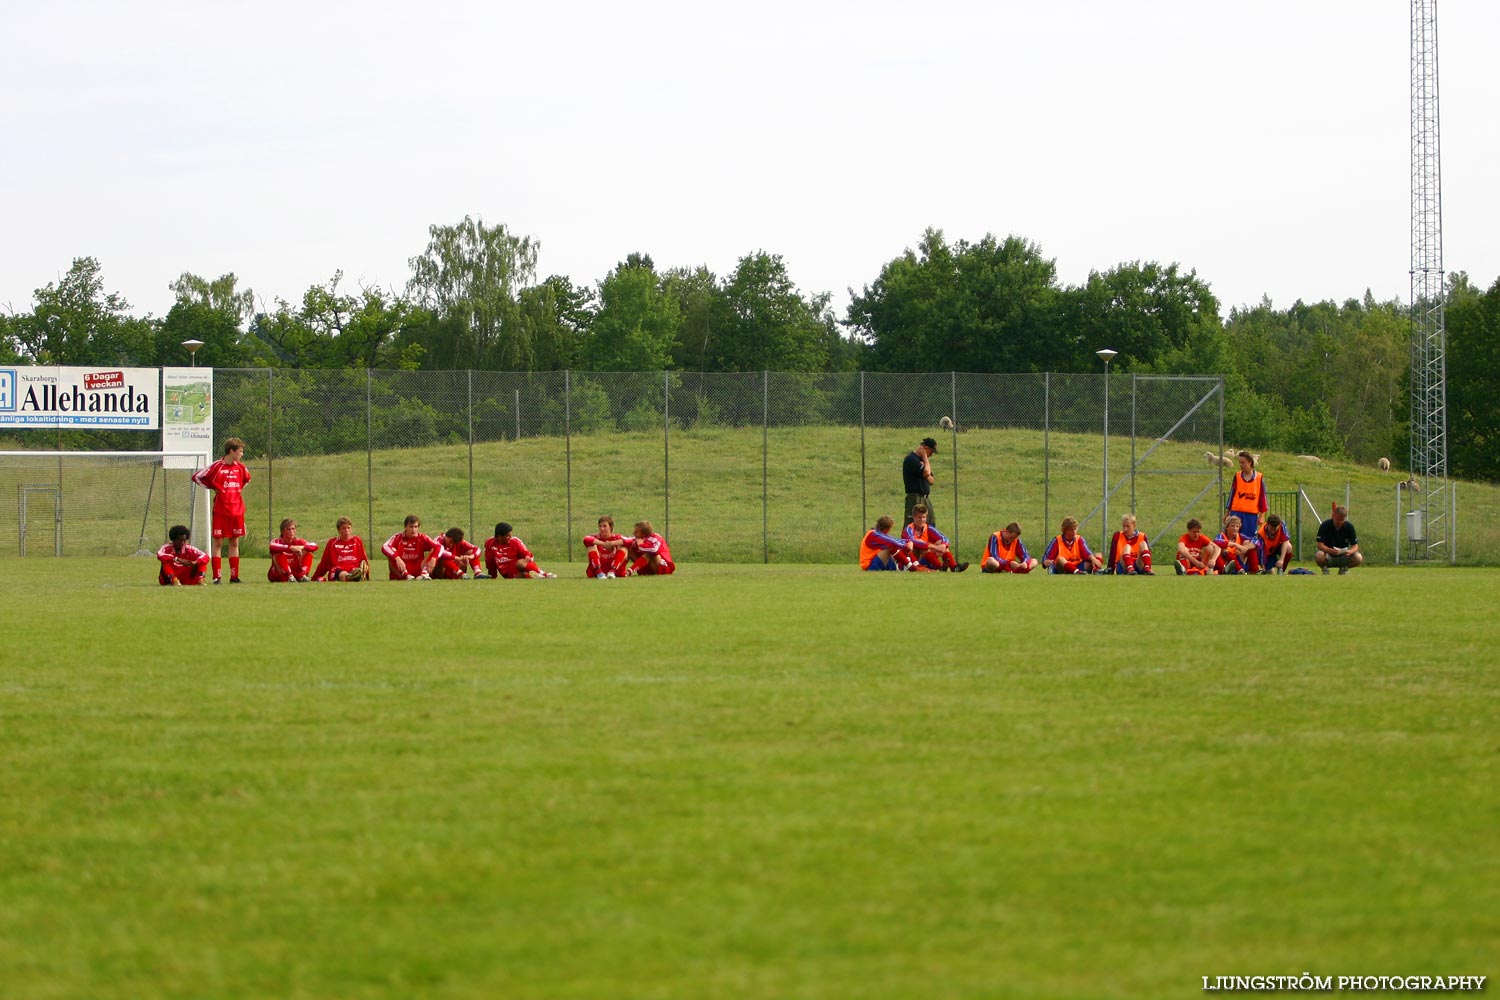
1217 378 1225 515
565 370 573 564
950 371 958 549
1043 372 1050 541
366 369 373 545
663 370 671 539
864 370 876 539
467 369 475 542
763 370 769 564
1394 483 1401 566
267 368 274 543
1130 373 1137 515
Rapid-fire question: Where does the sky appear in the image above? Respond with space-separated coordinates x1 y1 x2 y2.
3 0 1497 327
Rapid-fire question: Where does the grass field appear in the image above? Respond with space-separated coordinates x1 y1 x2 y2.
2 560 1495 999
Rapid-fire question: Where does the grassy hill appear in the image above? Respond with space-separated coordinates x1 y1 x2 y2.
7 427 1497 564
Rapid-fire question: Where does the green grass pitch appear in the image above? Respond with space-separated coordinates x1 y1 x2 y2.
1 560 1496 999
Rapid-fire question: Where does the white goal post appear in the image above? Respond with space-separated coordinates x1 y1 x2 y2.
0 451 208 557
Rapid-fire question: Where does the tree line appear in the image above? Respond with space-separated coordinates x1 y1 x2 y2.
2 217 1497 480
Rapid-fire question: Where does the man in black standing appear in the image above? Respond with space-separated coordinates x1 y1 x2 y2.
904 437 938 528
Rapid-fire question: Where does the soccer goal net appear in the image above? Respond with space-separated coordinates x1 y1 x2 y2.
0 451 207 557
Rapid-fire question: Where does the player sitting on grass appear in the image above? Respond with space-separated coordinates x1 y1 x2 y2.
1256 512 1293 574
382 515 443 580
434 527 483 579
1044 517 1101 574
157 524 209 586
903 504 969 572
1214 515 1261 575
583 514 631 579
860 515 913 571
268 518 318 583
1105 513 1154 575
981 522 1037 573
484 522 557 579
312 516 370 582
627 520 675 576
1175 518 1220 575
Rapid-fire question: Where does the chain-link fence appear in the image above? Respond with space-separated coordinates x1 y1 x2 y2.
6 369 1236 563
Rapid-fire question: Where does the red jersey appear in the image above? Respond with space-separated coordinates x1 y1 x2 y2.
269 536 318 560
157 541 209 581
439 538 482 578
382 531 445 576
192 459 251 518
484 536 534 578
314 535 369 579
631 532 673 563
1179 532 1214 562
584 531 628 551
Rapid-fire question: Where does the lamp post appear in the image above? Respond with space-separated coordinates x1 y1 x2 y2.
1096 349 1118 560
181 339 204 367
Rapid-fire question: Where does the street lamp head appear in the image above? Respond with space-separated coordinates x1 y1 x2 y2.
1095 348 1118 364
181 339 204 367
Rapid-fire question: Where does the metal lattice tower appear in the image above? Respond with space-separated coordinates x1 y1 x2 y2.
1409 0 1452 561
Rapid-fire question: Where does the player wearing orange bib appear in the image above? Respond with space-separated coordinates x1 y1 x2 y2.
981 522 1037 573
1043 517 1101 574
1106 513 1154 575
1227 452 1267 537
903 504 968 572
860 515 912 571
1256 513 1293 574
1214 515 1261 574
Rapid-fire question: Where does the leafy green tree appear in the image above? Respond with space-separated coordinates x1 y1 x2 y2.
0 312 23 363
1445 272 1500 481
159 271 268 368
520 275 594 371
251 273 425 370
709 252 829 372
12 258 156 365
1063 261 1222 373
665 265 719 371
407 216 539 370
587 255 680 372
849 229 1061 373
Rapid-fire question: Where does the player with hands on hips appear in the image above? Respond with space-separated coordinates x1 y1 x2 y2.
190 437 251 584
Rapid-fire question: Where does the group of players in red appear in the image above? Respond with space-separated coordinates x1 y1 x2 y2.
157 438 677 585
